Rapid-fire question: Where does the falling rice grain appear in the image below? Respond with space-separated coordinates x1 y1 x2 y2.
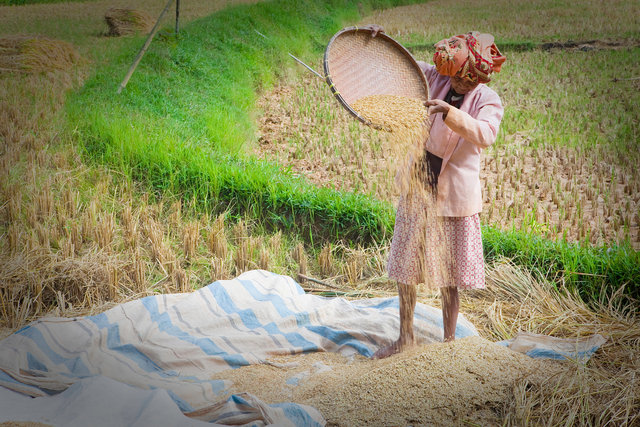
350 93 451 288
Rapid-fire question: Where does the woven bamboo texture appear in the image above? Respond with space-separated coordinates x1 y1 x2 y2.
324 27 429 125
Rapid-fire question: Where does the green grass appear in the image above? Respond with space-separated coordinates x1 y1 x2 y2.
483 227 640 303
76 117 395 244
71 1 409 155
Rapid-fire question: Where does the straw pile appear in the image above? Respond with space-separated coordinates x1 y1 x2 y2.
215 336 565 426
0 36 81 73
0 423 53 427
104 8 154 37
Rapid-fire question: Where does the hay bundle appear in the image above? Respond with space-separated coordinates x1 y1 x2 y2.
0 250 114 328
0 36 81 73
104 8 154 37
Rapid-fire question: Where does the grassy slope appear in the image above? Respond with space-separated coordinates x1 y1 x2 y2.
67 0 639 301
69 0 410 244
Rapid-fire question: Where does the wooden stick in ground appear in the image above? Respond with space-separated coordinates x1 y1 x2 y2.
297 273 341 290
175 0 180 35
117 0 175 94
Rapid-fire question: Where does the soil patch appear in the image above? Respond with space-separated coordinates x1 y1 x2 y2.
540 39 640 51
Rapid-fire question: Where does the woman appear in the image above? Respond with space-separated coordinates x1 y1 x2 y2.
372 29 506 358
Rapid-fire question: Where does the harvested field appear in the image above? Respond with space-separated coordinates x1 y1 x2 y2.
363 0 639 42
0 0 638 425
0 0 260 53
255 66 640 248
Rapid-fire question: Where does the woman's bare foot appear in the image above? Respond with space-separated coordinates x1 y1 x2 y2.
372 340 401 359
372 336 415 359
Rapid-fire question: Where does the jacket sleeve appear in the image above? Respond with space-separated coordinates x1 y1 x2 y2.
443 90 504 149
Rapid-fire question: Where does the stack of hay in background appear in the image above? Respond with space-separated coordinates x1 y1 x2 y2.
104 8 153 37
0 36 80 73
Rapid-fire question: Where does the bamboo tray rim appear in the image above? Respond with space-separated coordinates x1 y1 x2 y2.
323 26 430 129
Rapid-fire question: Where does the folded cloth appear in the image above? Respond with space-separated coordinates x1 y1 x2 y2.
498 331 607 362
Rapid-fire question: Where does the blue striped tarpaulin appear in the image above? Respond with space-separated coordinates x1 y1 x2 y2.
0 270 478 425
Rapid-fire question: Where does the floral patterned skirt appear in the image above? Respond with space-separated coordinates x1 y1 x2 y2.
387 193 485 289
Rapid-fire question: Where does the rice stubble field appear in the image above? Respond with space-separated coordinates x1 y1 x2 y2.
255 47 640 248
0 0 639 425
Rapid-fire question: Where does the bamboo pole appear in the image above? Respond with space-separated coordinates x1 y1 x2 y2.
117 0 175 94
297 273 342 290
175 0 180 35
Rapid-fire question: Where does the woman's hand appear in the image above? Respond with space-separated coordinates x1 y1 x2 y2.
362 24 384 37
425 99 451 116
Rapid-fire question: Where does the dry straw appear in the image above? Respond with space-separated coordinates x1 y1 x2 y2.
233 238 250 274
210 256 227 281
207 213 228 261
183 220 200 260
104 8 154 37
317 243 336 277
0 421 53 426
0 36 81 73
292 242 308 276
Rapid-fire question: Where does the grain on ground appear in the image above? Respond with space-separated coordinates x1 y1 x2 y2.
215 336 566 426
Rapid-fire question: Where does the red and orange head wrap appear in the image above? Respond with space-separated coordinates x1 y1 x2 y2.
433 31 506 83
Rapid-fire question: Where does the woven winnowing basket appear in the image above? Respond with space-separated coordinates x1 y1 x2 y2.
323 27 429 127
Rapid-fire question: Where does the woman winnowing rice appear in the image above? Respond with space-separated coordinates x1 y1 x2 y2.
373 30 507 358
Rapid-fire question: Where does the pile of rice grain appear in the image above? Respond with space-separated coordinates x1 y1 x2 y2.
350 93 431 196
215 336 565 426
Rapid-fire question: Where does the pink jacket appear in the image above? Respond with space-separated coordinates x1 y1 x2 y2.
418 61 504 217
